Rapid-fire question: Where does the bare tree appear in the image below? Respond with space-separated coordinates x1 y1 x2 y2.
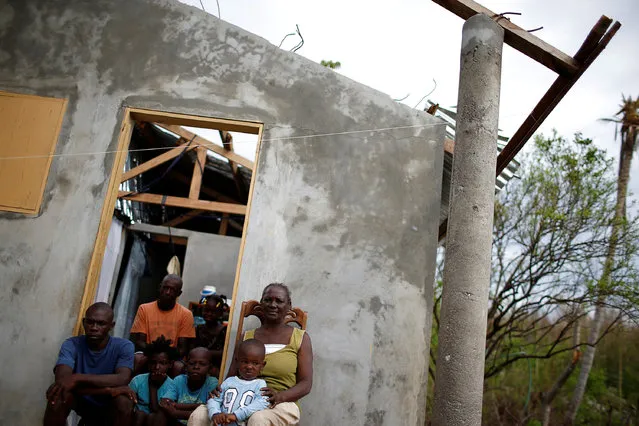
483 133 639 381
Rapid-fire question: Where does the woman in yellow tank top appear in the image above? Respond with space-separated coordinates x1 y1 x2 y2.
188 283 313 426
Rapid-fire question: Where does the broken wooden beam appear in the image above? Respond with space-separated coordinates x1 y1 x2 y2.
437 15 620 243
496 18 620 174
432 0 579 76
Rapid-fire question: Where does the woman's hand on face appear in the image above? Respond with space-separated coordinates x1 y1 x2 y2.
261 387 285 407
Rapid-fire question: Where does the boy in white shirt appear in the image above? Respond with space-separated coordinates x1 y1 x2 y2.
207 339 270 425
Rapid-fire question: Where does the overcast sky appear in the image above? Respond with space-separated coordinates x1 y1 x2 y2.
177 0 638 203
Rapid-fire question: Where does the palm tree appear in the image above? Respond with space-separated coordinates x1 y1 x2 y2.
565 95 639 424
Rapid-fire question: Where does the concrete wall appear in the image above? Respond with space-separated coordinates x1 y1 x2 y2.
229 126 444 426
0 0 444 424
181 231 241 304
126 223 241 304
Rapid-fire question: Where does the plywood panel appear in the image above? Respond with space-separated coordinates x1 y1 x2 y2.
0 91 67 214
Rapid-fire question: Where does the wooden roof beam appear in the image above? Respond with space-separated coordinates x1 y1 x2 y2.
121 143 198 183
220 130 246 200
118 192 247 215
438 15 621 243
432 0 580 76
163 209 207 227
162 208 244 232
496 18 620 174
189 146 207 199
169 171 243 204
155 123 254 170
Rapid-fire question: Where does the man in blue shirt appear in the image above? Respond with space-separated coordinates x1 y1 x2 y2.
43 302 135 426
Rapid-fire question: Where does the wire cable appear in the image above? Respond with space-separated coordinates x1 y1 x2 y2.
0 122 447 161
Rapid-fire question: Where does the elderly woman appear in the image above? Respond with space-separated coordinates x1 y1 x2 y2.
189 283 313 426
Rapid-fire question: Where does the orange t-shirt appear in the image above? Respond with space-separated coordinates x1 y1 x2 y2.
130 301 195 347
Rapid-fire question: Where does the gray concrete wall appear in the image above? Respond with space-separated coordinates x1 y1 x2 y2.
126 223 241 304
229 126 444 426
181 232 241 304
0 0 444 424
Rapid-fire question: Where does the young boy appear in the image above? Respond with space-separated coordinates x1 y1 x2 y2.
121 336 178 425
159 347 219 424
207 339 270 426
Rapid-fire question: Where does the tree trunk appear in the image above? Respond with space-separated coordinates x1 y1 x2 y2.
541 318 581 426
564 128 636 424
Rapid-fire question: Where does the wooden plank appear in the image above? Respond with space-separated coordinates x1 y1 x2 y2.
219 125 263 381
118 191 247 215
220 130 246 199
431 0 579 76
129 107 261 135
157 123 254 170
439 19 621 243
444 137 455 154
221 130 233 151
151 234 188 245
0 92 68 214
496 20 621 175
74 109 134 335
189 146 207 199
163 209 206 227
121 143 197 183
229 219 244 232
162 207 243 231
573 16 613 62
169 171 242 204
219 214 229 235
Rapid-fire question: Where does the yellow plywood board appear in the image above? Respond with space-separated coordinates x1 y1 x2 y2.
0 91 67 214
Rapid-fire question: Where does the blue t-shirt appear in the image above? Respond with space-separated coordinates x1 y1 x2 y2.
207 376 269 425
173 374 219 424
129 373 178 414
55 335 134 406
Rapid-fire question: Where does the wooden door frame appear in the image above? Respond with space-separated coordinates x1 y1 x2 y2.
73 107 263 337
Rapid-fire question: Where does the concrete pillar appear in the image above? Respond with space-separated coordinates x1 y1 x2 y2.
432 14 504 426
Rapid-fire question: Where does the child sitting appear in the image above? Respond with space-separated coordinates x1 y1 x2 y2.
125 336 178 425
159 347 219 424
207 339 270 426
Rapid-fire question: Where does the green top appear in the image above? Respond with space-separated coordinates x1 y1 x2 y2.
244 327 305 393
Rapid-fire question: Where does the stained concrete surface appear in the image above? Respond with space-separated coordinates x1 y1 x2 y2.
229 125 445 425
181 232 241 304
432 15 503 426
0 0 444 424
125 223 241 306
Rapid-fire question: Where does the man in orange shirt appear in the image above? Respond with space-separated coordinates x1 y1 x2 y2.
130 274 195 377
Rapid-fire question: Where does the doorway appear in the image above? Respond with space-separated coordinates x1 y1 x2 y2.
74 107 263 376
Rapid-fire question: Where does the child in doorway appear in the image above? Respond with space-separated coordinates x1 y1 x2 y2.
121 336 178 425
207 339 270 426
159 347 219 424
193 295 228 377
